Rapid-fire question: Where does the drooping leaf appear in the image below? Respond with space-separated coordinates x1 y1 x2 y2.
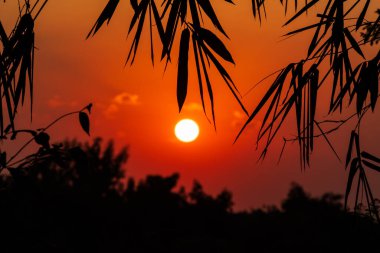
361 151 380 164
367 59 378 111
87 0 120 38
235 63 295 142
196 0 228 37
79 112 90 135
177 28 190 112
0 21 8 47
127 0 149 64
345 157 359 209
150 0 165 45
343 28 364 58
284 0 319 26
362 159 380 172
197 27 234 63
0 152 6 168
161 0 181 60
355 62 369 114
356 0 370 30
192 34 208 116
198 41 216 126
130 0 138 11
346 131 356 168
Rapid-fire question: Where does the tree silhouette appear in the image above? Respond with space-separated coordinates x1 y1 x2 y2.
0 149 378 252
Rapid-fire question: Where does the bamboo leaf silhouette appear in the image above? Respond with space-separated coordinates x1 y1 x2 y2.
196 0 228 37
177 28 190 112
362 151 380 164
198 41 216 124
356 0 370 30
192 35 207 116
179 0 188 23
362 160 380 172
130 0 138 11
355 62 369 114
87 0 119 38
150 0 165 44
345 157 359 209
251 0 266 23
343 28 364 58
200 41 247 115
127 0 149 64
197 27 234 63
346 131 356 168
284 21 329 37
235 63 295 142
0 21 8 46
79 112 90 136
161 0 181 60
284 0 319 26
367 58 378 111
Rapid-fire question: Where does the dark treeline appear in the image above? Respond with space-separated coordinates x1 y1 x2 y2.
0 139 378 253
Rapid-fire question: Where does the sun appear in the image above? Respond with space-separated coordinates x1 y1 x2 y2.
174 119 199 143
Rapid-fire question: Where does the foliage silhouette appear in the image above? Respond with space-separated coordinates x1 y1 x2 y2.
0 142 379 252
86 0 380 220
1 0 380 224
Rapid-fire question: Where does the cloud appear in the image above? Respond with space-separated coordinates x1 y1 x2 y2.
47 95 78 108
231 110 261 131
183 102 203 112
113 92 140 106
104 92 140 118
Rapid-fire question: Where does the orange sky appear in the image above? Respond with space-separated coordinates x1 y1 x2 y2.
1 0 380 210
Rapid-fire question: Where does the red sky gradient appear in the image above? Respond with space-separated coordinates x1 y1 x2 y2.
1 0 379 210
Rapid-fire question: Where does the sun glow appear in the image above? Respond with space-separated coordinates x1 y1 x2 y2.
174 119 199 143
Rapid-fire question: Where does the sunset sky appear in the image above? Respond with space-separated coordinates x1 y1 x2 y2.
1 0 379 210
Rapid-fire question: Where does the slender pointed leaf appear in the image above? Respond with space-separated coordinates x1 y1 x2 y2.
177 28 190 112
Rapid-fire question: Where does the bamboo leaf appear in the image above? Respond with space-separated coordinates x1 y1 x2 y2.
355 62 369 114
196 0 228 37
192 35 207 116
87 0 119 38
177 28 190 112
284 0 319 26
198 27 234 63
150 0 165 45
346 131 356 168
343 28 364 58
235 64 294 142
362 160 380 172
198 41 216 125
356 0 370 30
345 157 359 210
361 151 380 164
284 21 328 37
127 1 149 64
161 0 181 60
367 59 378 111
130 0 138 11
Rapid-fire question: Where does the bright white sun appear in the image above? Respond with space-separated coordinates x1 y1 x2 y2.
174 119 199 143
